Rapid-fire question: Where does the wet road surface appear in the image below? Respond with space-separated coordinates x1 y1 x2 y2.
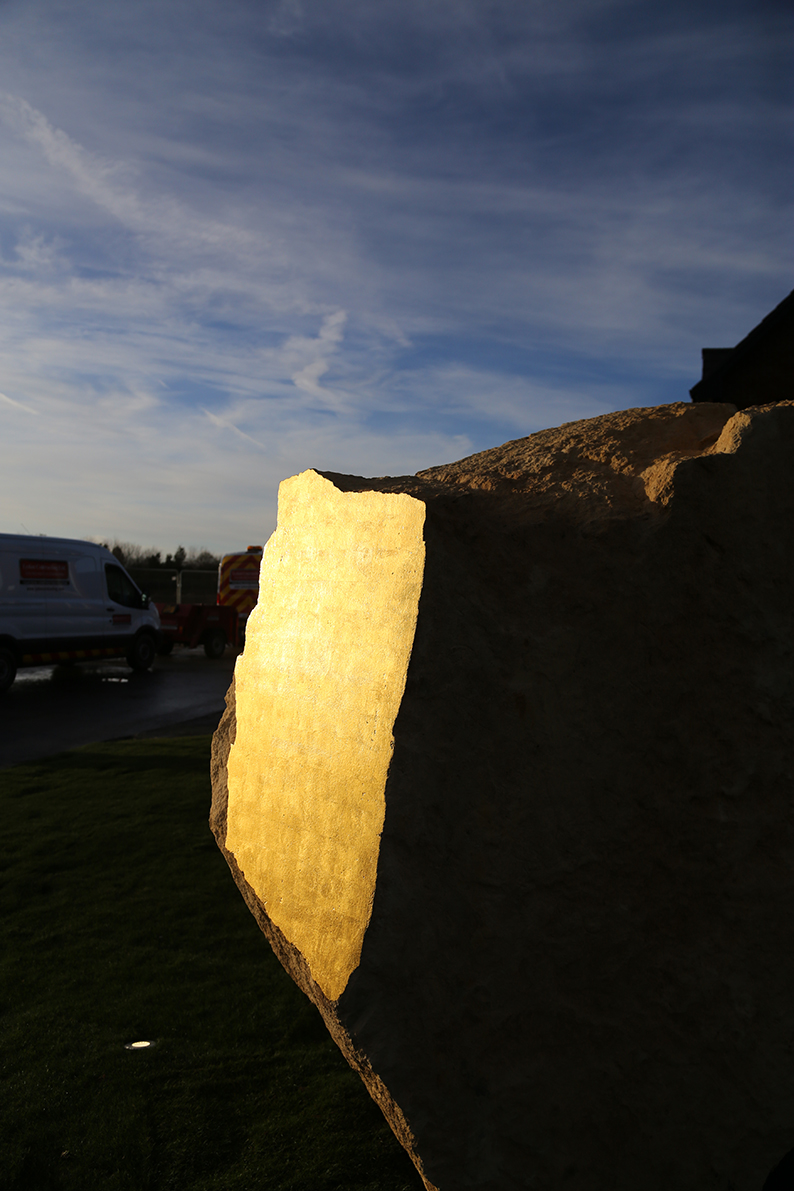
0 647 235 768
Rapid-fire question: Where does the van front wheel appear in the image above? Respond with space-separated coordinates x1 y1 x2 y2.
0 646 17 692
127 633 157 672
203 628 227 659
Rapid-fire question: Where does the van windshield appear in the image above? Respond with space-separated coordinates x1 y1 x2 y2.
105 564 144 609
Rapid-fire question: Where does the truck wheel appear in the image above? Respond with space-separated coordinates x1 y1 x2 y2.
157 638 174 656
127 632 157 672
203 628 227 659
0 646 17 692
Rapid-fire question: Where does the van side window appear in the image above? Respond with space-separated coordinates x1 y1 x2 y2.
105 564 142 609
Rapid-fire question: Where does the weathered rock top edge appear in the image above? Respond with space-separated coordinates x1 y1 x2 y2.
416 401 736 487
316 401 794 527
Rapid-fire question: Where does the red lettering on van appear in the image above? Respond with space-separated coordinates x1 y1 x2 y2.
20 559 69 583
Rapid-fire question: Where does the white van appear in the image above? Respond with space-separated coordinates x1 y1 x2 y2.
0 534 161 691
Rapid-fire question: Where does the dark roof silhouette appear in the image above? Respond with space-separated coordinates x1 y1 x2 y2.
690 287 794 409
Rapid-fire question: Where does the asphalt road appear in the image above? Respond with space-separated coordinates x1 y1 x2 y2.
0 647 236 769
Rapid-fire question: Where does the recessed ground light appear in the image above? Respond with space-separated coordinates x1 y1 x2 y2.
125 1040 155 1050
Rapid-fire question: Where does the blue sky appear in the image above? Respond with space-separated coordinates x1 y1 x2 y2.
0 0 790 552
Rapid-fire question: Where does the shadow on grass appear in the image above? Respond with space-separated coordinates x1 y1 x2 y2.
0 737 423 1191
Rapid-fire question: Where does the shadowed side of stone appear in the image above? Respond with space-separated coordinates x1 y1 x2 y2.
212 401 794 1191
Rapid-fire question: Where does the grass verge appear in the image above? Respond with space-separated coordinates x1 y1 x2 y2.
0 736 423 1191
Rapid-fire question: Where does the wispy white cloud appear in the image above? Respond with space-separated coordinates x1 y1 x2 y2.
0 390 38 414
0 0 788 551
0 94 140 224
201 406 266 449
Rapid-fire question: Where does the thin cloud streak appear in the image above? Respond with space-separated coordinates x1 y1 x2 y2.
0 390 38 414
201 407 267 450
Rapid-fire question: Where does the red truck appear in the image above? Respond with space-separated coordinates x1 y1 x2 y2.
155 546 262 658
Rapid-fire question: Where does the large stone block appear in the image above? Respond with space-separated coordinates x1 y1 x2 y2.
211 400 794 1191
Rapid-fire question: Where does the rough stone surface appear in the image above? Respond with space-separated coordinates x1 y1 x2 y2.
211 400 794 1191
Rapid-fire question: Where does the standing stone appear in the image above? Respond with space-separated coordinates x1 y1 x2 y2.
211 400 794 1191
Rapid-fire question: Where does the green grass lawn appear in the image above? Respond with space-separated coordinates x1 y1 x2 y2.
0 736 423 1191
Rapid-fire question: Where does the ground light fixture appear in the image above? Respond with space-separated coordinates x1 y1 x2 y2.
124 1040 156 1050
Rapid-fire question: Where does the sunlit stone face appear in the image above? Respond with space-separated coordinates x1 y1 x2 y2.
225 469 426 1001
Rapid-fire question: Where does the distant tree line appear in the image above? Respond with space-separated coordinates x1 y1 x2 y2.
103 541 221 570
